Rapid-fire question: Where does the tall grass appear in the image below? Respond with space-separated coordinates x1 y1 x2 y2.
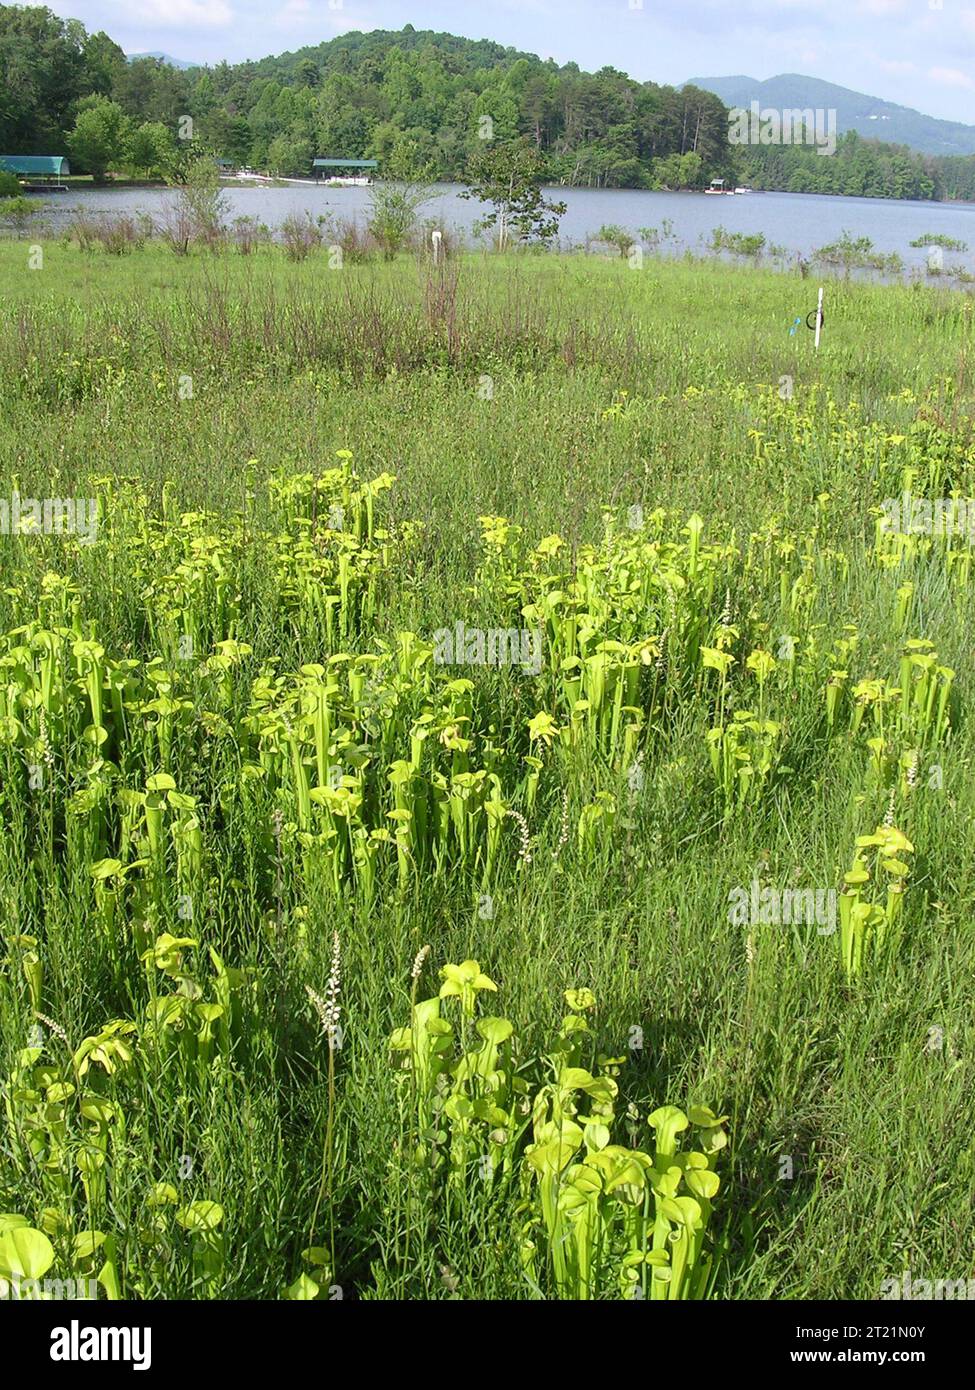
0 240 973 1300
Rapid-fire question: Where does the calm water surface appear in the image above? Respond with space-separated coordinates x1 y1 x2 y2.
27 182 975 274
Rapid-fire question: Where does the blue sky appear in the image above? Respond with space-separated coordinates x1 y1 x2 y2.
51 1 975 123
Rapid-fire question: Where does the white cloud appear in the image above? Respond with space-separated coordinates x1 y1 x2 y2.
273 0 366 34
873 57 916 74
927 65 975 88
857 0 908 14
130 0 234 27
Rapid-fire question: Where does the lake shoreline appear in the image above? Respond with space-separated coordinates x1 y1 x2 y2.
9 183 975 283
21 176 975 210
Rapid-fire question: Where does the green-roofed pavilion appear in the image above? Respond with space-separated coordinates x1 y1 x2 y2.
0 155 70 186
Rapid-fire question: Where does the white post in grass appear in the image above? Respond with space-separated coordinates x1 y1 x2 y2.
815 286 824 350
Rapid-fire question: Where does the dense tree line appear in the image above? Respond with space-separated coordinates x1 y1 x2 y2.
0 5 971 201
736 131 940 201
0 5 123 148
934 155 975 203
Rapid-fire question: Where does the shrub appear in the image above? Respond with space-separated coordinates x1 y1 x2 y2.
62 208 100 251
594 224 637 258
813 231 902 277
708 226 767 258
0 195 39 236
95 213 151 255
229 215 271 255
321 214 374 265
279 211 322 262
160 157 228 254
368 181 432 261
909 233 967 252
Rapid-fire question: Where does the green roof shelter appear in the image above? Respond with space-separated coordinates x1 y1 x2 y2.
0 155 70 187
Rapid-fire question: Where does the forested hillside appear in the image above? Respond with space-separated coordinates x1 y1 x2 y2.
1 5 972 200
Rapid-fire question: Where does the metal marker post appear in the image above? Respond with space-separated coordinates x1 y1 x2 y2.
815 286 824 350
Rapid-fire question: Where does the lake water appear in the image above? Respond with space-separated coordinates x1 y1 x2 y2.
25 181 975 274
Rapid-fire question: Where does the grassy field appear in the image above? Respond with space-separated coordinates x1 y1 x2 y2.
0 236 973 1301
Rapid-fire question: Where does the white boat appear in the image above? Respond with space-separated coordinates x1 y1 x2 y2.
735 186 754 194
324 175 372 187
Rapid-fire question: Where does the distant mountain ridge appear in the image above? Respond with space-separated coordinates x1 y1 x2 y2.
127 52 197 70
685 74 975 156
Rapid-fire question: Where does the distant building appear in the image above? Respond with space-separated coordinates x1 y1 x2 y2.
0 155 70 189
313 159 378 186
